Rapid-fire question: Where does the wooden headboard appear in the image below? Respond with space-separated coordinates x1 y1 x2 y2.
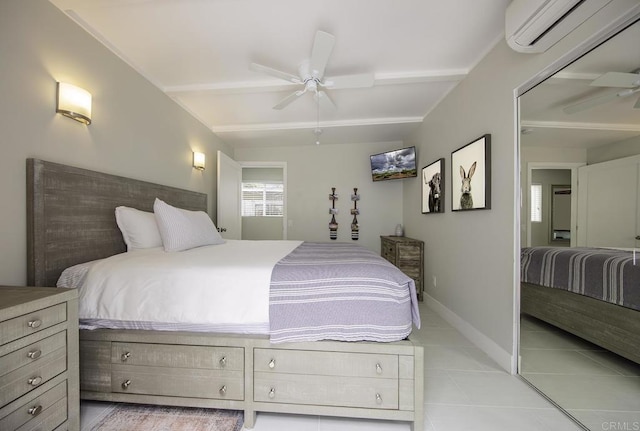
27 158 208 287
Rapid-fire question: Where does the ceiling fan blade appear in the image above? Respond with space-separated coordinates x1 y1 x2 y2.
590 72 640 88
562 90 622 114
315 90 336 110
309 31 335 79
250 62 302 84
322 73 375 89
273 90 306 110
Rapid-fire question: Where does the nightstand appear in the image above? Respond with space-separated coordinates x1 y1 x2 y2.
380 236 424 301
0 286 79 431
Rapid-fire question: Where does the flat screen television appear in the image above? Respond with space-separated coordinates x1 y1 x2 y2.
370 146 417 182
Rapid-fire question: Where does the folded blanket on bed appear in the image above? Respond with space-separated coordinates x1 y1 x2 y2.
521 247 640 311
269 242 421 343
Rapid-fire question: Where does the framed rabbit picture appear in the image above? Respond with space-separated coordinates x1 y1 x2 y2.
451 134 491 211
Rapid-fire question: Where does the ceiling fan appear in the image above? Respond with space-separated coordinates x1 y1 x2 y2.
563 71 640 114
250 30 375 110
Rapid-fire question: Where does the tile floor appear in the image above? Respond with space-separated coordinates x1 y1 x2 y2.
80 303 584 431
520 314 640 431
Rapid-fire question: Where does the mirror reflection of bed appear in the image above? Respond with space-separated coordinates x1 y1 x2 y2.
519 19 640 430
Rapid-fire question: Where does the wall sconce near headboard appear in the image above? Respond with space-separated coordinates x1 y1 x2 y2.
56 82 92 125
193 152 206 170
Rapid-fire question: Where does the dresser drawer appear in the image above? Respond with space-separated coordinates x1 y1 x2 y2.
0 381 67 431
112 364 244 400
112 342 243 371
397 265 421 279
381 243 396 262
0 347 67 408
255 349 398 378
396 244 421 260
0 304 66 347
1 331 66 377
254 372 399 409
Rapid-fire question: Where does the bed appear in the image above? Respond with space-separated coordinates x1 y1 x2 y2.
26 158 425 430
520 246 640 365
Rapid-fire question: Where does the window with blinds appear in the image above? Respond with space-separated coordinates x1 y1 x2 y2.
242 182 284 217
531 184 542 222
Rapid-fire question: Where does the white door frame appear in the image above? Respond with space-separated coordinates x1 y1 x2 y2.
239 161 288 240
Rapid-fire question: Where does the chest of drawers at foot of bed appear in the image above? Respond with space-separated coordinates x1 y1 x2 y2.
111 342 244 400
253 348 409 410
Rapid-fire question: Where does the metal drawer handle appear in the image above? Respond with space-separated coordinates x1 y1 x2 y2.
27 349 42 360
121 352 131 362
28 405 43 416
268 388 276 399
376 393 382 405
219 356 227 367
268 359 276 369
28 319 42 329
219 385 227 396
376 363 382 374
28 376 43 386
121 379 131 390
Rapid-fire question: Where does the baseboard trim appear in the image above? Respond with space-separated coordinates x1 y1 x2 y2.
424 293 514 373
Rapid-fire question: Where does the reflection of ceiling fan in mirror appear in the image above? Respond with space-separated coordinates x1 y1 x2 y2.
250 30 374 110
563 71 640 114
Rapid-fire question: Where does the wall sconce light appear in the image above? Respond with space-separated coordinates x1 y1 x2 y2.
56 82 92 125
193 152 206 170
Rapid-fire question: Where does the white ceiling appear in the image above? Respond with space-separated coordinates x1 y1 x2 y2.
520 20 640 150
49 0 511 148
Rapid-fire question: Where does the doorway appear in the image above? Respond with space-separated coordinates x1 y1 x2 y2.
240 162 287 240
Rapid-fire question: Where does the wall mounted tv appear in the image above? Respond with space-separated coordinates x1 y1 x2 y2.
370 146 417 182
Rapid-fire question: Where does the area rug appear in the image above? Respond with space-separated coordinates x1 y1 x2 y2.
89 404 244 431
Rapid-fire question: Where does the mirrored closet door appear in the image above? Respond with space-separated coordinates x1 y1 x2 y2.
519 19 640 430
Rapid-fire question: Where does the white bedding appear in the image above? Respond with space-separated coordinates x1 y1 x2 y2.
58 240 302 334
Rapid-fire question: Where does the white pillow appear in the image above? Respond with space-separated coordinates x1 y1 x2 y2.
115 206 163 251
153 198 225 252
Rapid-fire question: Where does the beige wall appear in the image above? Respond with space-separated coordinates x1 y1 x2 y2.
588 135 640 164
401 6 636 370
235 142 406 253
0 0 232 285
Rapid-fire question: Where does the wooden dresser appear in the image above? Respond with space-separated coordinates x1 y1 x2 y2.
0 286 79 431
380 236 424 301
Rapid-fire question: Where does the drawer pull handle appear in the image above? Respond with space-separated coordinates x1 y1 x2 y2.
28 405 43 416
28 319 42 329
376 363 383 374
376 393 382 405
28 376 43 386
121 379 132 390
27 349 42 360
268 388 276 399
219 385 227 396
268 359 276 369
121 352 131 362
219 356 227 367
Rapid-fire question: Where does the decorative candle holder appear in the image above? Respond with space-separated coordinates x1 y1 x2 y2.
351 188 360 240
329 187 338 240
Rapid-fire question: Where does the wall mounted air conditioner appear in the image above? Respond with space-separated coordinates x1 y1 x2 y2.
505 0 616 53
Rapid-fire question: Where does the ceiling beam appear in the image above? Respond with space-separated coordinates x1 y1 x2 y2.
211 116 424 133
164 69 468 95
521 120 640 132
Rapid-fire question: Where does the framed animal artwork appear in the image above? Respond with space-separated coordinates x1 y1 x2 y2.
421 158 444 214
451 134 491 211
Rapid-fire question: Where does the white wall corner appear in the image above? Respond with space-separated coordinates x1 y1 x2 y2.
424 293 514 374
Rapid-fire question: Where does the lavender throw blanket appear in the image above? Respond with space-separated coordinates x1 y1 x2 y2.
521 247 640 311
269 242 421 343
